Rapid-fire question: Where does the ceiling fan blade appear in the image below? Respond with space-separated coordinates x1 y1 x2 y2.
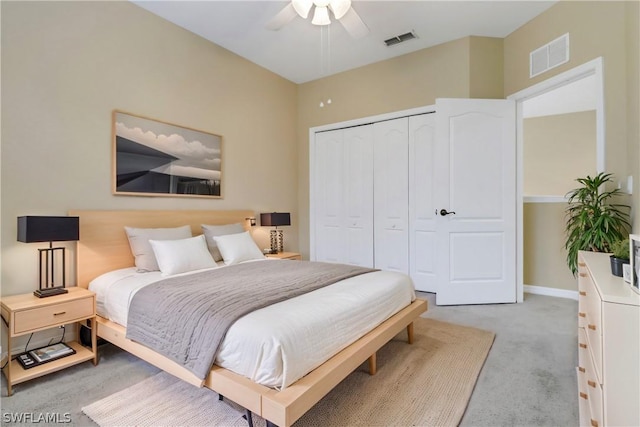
339 7 369 39
265 3 298 31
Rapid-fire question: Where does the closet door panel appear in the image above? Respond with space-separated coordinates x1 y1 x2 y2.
374 118 409 273
343 125 374 267
409 114 438 292
314 130 344 263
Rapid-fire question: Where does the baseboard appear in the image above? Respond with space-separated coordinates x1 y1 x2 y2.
524 284 578 301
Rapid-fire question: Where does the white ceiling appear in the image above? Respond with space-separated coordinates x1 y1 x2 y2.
131 0 557 84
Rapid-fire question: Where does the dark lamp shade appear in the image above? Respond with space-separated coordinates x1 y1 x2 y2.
260 212 291 227
17 216 80 243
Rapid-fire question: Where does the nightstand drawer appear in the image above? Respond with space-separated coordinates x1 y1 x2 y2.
13 297 94 334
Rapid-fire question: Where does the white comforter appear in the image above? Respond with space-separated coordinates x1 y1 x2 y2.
89 260 415 389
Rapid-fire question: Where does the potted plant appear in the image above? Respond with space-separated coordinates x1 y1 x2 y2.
564 172 631 276
609 238 630 277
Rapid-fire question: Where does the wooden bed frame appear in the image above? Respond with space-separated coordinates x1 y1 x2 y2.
70 209 427 427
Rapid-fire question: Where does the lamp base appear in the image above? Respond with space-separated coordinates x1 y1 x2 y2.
34 287 68 298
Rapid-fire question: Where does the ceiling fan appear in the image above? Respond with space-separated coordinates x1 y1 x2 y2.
266 0 370 39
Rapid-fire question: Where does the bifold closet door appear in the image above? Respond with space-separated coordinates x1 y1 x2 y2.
373 118 409 274
313 126 374 267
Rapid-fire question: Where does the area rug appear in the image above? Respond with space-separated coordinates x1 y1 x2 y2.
82 317 495 427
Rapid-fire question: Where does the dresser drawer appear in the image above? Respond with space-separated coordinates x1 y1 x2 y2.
579 270 602 381
577 367 596 427
577 331 604 427
13 297 94 334
577 262 588 328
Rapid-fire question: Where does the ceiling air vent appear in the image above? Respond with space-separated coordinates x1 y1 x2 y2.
530 33 570 78
384 31 417 47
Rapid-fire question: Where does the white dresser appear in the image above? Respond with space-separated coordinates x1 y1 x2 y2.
577 251 640 427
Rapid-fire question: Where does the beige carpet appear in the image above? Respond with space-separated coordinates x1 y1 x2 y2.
82 317 495 427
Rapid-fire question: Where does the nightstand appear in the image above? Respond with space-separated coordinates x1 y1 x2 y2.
1 287 97 396
266 252 302 260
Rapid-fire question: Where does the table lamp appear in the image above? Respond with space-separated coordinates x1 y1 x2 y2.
260 212 291 253
17 216 80 298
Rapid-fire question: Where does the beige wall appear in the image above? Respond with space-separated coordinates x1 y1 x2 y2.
505 0 633 198
627 1 640 232
523 111 597 196
523 203 576 290
469 37 504 99
505 1 638 289
1 1 298 297
296 36 504 259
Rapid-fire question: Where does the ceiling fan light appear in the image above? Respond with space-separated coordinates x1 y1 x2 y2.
312 6 331 25
329 0 351 20
292 0 313 19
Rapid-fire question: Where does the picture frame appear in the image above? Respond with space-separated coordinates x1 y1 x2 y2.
113 111 222 198
630 234 640 294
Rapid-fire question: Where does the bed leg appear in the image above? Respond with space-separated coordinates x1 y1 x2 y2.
407 322 414 344
266 421 278 427
218 393 224 401
368 352 377 375
243 409 254 427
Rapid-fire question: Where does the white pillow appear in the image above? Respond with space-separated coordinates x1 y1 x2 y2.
124 225 192 272
149 235 216 276
201 223 245 262
213 231 265 265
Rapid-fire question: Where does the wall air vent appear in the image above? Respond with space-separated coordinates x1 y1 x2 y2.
384 31 417 47
530 33 570 78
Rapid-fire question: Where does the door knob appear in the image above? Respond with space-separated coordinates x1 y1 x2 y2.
440 209 456 216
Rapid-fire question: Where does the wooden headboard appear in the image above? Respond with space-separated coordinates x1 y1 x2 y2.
68 209 254 288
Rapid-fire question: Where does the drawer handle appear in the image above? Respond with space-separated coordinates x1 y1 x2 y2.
578 312 586 318
578 367 586 373
579 273 588 277
580 392 588 400
591 419 598 427
579 343 587 349
579 262 586 267
588 324 596 331
579 291 587 296
588 380 596 388
53 311 67 316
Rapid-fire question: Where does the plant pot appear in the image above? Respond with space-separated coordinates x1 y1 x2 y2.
610 255 630 277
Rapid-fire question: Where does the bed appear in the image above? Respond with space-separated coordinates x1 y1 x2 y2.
70 209 427 427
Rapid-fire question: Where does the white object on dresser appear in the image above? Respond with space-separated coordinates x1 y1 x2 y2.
577 251 640 427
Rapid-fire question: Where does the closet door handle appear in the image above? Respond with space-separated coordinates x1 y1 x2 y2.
439 209 456 216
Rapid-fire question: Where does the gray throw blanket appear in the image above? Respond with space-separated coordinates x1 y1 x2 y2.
126 260 376 380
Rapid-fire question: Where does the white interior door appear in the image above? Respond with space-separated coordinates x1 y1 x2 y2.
409 113 438 292
374 118 409 274
435 98 516 305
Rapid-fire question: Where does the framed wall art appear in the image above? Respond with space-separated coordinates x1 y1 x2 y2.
113 111 222 198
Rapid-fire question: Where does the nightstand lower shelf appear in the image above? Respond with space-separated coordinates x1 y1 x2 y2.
6 341 95 385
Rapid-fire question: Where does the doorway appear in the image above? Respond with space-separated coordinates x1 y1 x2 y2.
508 57 604 301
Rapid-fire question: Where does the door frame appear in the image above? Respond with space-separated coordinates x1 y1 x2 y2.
507 57 605 302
